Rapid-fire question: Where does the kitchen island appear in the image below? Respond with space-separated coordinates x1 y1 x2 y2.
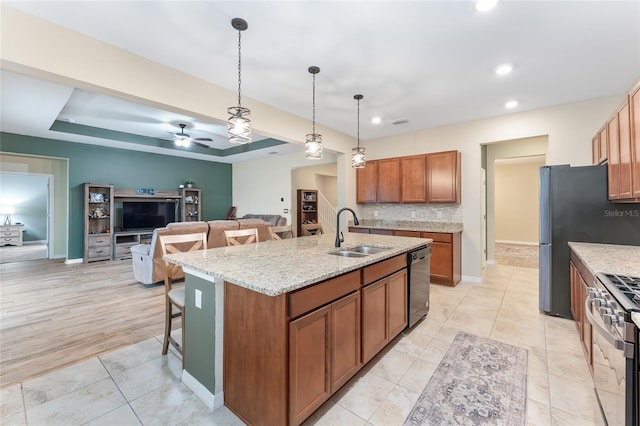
164 232 430 426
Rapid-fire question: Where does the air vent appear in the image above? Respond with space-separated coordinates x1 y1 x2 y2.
392 119 409 125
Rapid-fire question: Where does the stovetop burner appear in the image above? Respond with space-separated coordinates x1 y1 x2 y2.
599 273 640 312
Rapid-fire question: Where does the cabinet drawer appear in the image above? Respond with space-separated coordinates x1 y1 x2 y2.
362 254 407 286
421 232 453 243
289 270 360 319
115 244 136 258
394 230 421 238
88 236 111 247
1 236 20 244
88 247 110 259
369 228 394 236
0 231 20 238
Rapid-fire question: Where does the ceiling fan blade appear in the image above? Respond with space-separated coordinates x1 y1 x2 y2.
194 137 213 142
192 141 211 148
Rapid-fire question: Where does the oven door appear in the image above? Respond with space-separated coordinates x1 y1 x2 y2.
585 294 633 426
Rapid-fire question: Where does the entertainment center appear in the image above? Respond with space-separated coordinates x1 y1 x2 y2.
83 183 202 263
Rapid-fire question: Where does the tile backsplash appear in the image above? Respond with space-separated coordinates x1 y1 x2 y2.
358 203 463 223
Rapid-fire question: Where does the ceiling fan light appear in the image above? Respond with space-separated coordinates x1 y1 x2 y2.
352 147 366 168
175 135 191 147
305 133 323 159
228 106 252 145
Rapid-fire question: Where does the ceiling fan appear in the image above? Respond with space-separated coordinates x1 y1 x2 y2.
171 123 213 148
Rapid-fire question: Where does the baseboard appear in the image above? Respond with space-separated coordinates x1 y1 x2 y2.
64 258 83 264
495 240 538 246
182 369 222 410
461 275 481 283
23 240 47 245
486 259 496 265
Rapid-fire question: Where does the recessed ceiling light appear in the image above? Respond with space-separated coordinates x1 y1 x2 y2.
371 117 381 124
495 63 512 76
505 100 519 109
475 0 499 12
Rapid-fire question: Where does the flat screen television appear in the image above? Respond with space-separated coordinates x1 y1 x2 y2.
122 200 177 231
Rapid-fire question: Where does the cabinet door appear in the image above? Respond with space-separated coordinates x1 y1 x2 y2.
426 151 461 203
289 305 331 425
377 158 401 202
632 86 640 198
370 228 394 236
579 274 592 370
331 292 361 392
592 135 599 165
599 125 608 166
356 161 377 203
618 101 633 199
428 241 452 282
607 116 620 200
401 155 427 203
348 227 370 234
387 270 407 339
361 279 388 363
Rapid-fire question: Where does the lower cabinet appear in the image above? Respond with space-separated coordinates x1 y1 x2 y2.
362 269 407 363
569 255 593 373
289 292 361 425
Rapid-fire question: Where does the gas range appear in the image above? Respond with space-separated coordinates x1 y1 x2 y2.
597 273 640 314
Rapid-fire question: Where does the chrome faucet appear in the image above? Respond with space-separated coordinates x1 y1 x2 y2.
335 207 360 247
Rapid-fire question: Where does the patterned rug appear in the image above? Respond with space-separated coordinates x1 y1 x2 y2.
404 332 528 426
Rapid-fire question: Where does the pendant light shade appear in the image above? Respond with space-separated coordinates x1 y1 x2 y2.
352 94 366 168
228 18 251 145
305 66 323 159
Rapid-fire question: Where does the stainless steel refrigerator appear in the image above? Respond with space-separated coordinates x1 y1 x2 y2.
539 165 640 318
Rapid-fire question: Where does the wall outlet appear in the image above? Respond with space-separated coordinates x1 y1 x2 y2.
410 211 416 218
283 208 289 214
374 210 378 217
195 289 202 309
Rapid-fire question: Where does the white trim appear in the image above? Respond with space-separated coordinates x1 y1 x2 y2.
486 259 496 265
461 275 481 283
64 258 83 264
495 239 538 246
183 267 215 282
181 369 222 410
23 240 47 245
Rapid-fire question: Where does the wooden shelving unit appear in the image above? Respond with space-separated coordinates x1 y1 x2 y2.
180 188 202 222
297 189 318 237
84 183 114 263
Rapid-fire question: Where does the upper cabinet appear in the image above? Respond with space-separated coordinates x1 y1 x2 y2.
356 161 378 203
593 79 640 203
356 150 461 204
426 150 461 204
401 155 427 203
377 158 401 202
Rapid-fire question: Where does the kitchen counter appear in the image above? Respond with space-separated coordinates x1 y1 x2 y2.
350 219 463 233
164 232 429 296
568 242 640 277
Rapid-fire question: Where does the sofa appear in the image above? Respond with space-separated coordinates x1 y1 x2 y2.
240 214 287 227
130 219 272 285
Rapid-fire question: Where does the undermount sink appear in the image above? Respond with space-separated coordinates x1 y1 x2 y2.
328 245 391 257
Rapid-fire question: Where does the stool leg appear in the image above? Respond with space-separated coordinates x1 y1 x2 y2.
162 298 171 355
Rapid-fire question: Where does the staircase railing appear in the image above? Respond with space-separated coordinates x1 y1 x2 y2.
317 191 337 232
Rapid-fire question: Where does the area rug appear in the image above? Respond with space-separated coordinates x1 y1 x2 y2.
404 332 528 426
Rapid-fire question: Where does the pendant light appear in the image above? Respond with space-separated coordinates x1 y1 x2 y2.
305 66 323 159
228 18 251 145
352 94 366 168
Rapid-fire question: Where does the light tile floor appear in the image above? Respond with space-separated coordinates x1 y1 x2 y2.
0 264 605 426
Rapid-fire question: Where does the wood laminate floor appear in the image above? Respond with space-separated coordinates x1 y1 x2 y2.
0 258 173 389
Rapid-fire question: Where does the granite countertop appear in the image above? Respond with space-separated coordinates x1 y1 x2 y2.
164 233 430 296
351 219 463 233
568 242 640 277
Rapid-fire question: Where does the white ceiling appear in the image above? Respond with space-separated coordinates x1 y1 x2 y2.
1 1 639 163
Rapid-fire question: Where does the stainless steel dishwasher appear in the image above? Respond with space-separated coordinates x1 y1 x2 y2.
407 246 431 328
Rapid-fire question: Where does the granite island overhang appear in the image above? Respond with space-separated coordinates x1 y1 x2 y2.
163 232 431 424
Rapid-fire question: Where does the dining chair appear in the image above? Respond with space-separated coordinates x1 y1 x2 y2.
270 225 293 240
224 228 259 246
301 223 324 236
158 232 207 364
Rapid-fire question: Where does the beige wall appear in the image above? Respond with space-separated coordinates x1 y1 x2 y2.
2 4 634 280
290 161 337 233
494 156 546 244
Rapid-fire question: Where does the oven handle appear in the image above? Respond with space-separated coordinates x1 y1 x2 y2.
585 296 626 351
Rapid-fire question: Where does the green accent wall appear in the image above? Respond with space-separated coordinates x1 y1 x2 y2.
0 132 232 259
184 274 216 394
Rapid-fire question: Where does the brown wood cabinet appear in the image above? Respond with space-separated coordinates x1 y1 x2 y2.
355 150 461 204
377 158 401 202
84 183 114 263
632 85 640 198
569 251 593 373
356 160 378 203
401 155 427 202
426 150 461 204
422 231 461 286
297 189 319 237
224 256 407 426
180 188 201 222
362 269 407 363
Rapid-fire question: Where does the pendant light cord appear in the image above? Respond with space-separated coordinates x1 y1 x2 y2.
356 97 360 149
237 30 242 107
312 73 316 134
